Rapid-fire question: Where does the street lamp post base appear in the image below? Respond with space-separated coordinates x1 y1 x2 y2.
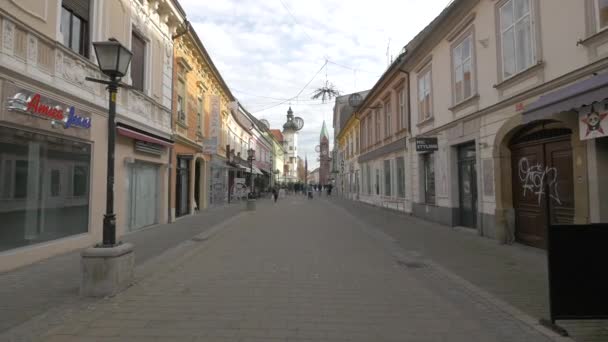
80 242 134 297
246 199 257 211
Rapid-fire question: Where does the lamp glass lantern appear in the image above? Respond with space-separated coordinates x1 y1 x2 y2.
247 148 256 161
93 39 133 79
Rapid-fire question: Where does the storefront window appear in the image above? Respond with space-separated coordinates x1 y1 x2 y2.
396 157 406 198
423 153 436 204
0 127 91 252
384 160 392 196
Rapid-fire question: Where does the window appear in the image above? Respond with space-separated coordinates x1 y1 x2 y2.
453 35 474 103
418 69 432 121
50 170 61 197
355 131 359 154
597 0 608 30
177 79 186 123
60 1 89 57
197 98 203 133
73 165 88 197
289 146 293 151
384 101 392 137
361 120 367 150
366 164 372 195
398 88 406 130
0 126 91 252
384 160 391 196
375 169 380 195
375 109 381 142
500 0 534 80
1 160 12 198
423 153 436 204
396 157 405 198
131 32 146 92
14 161 28 199
367 117 372 147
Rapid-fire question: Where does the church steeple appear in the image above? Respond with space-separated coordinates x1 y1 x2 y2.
320 120 329 141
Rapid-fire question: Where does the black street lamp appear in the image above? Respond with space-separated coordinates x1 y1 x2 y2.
86 39 133 247
247 148 256 196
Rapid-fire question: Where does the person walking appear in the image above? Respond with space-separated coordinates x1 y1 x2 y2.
272 188 278 203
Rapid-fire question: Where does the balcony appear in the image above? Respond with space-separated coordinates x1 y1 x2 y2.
0 13 171 136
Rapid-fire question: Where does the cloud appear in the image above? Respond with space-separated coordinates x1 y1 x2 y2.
181 0 452 168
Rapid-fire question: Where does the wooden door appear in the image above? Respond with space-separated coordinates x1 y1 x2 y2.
512 144 547 248
458 143 477 228
511 137 574 249
544 140 575 225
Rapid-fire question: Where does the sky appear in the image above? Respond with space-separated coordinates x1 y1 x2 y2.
180 0 452 168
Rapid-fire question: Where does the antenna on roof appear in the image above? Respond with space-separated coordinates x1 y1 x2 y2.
386 38 391 67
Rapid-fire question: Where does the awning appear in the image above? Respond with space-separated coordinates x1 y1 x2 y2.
245 165 263 175
523 73 608 123
117 126 173 147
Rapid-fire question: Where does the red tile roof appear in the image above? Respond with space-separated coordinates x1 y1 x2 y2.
270 129 283 142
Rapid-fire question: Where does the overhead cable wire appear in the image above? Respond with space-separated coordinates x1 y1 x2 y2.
251 60 328 114
278 0 316 43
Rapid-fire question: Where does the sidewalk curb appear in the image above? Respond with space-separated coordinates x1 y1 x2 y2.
324 198 575 342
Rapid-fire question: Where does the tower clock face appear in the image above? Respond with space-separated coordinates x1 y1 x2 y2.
322 150 328 156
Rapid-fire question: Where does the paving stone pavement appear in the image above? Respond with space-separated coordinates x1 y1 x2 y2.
3 195 572 341
0 203 243 334
328 196 608 342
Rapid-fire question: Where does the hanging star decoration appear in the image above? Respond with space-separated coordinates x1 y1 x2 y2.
311 80 341 103
581 110 608 136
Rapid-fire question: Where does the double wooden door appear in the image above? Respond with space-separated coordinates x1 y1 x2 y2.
511 138 574 249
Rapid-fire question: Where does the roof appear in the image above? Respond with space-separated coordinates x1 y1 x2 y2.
334 90 370 133
186 28 236 102
358 0 463 111
270 129 284 142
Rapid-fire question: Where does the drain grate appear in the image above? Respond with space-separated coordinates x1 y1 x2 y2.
396 260 427 269
191 236 209 242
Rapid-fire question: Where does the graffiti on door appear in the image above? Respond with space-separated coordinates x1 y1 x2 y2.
518 158 561 205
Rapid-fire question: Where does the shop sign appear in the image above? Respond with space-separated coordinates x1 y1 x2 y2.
415 137 438 152
6 91 91 129
579 109 608 140
203 94 221 154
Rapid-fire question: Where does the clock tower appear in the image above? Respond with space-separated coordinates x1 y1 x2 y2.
319 121 330 186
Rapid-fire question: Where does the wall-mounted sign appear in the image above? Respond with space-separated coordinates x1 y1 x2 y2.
415 137 438 152
203 94 221 154
579 109 608 140
6 92 91 129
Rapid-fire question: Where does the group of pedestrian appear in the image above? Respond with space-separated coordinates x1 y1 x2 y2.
270 183 333 203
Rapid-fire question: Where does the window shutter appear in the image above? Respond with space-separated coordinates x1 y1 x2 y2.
62 0 90 21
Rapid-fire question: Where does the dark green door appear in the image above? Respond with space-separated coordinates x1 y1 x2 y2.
458 143 477 228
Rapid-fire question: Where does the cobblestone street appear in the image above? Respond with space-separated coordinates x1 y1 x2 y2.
2 196 571 341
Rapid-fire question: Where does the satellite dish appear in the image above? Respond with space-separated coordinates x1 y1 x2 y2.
348 93 363 108
294 117 304 131
259 119 270 130
315 145 321 152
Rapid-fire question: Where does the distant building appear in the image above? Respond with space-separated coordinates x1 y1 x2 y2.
319 121 331 186
297 157 306 182
308 168 320 185
282 107 299 183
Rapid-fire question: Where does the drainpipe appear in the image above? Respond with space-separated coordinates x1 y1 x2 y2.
168 19 191 222
398 68 412 136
